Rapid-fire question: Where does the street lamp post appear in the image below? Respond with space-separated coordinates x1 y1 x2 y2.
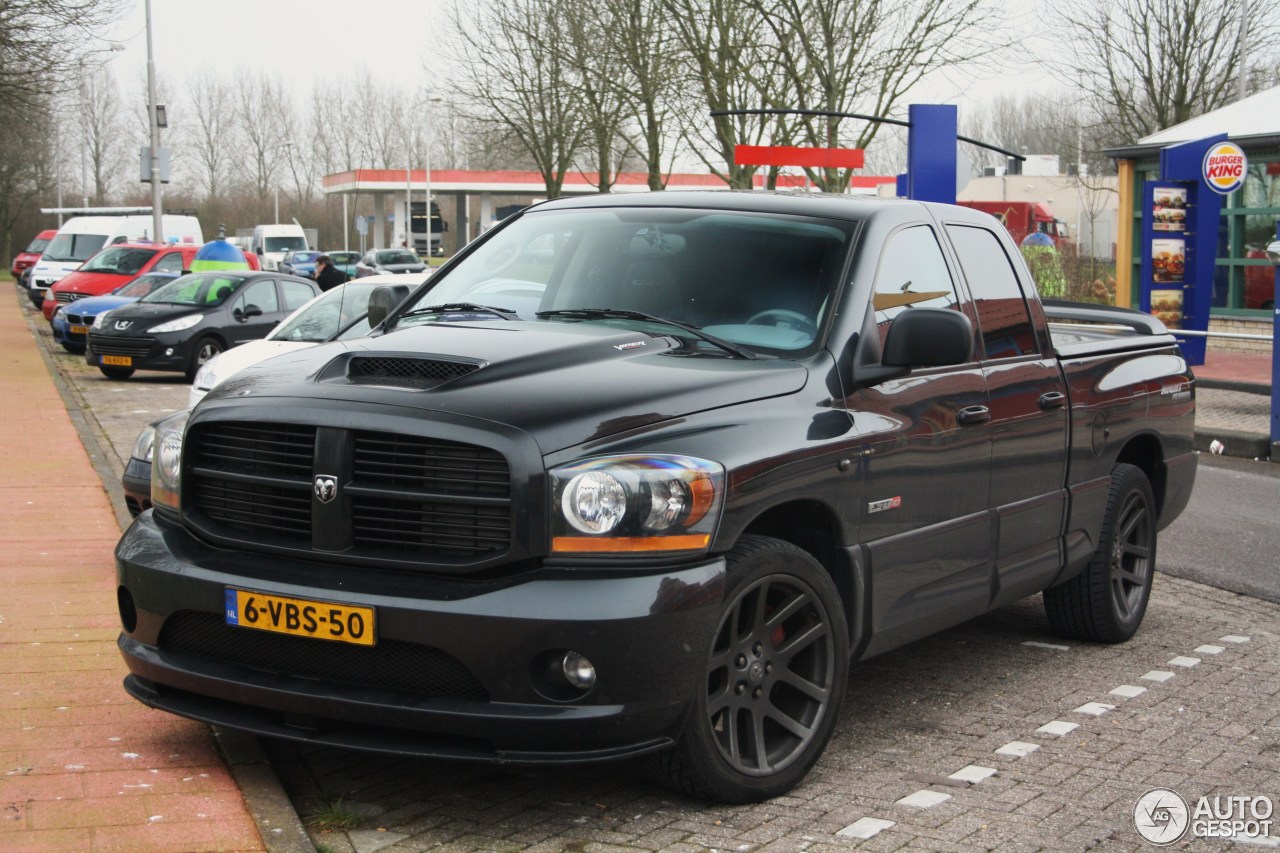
145 0 163 242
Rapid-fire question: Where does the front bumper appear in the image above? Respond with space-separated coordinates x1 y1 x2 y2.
116 511 726 762
87 332 195 373
121 457 151 517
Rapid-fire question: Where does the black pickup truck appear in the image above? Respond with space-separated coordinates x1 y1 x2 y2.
115 192 1196 803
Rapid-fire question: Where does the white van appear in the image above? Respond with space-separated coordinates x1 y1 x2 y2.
28 213 203 305
251 223 309 271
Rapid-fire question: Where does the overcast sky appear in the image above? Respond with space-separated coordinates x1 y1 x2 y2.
101 0 1052 113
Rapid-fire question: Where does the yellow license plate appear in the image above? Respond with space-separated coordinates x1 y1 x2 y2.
225 589 376 646
70 325 89 334
101 355 132 366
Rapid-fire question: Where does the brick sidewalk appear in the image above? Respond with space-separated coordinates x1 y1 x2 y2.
0 292 265 851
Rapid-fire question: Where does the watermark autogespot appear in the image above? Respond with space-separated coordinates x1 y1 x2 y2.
1134 788 1274 845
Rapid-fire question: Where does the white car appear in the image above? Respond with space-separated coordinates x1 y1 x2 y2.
187 272 427 406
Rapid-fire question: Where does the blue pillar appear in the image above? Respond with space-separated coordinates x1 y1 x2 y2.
905 105 958 204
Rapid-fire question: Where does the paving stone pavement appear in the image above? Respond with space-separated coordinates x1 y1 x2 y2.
19 289 1280 852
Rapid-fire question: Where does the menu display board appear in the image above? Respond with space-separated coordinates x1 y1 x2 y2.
1152 186 1187 232
1150 288 1183 330
1151 237 1185 283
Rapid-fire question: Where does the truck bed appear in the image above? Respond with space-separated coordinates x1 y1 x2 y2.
1044 300 1183 359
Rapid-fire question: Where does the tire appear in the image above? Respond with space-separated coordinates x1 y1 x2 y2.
185 336 224 382
98 365 135 379
648 535 848 803
60 342 86 355
1045 463 1156 643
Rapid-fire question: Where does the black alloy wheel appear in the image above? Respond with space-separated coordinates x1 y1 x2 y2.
650 535 848 803
1045 463 1156 643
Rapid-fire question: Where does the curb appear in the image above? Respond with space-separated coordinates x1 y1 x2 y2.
18 290 317 853
1196 376 1272 396
1193 427 1274 462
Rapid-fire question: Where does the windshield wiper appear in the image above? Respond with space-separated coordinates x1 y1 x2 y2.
536 308 758 360
398 302 521 322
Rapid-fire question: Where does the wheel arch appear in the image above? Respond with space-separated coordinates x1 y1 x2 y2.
1114 432 1167 519
734 499 860 652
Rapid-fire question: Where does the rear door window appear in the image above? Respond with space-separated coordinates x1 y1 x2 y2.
946 225 1039 360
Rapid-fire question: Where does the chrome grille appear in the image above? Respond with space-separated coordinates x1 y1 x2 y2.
186 422 513 563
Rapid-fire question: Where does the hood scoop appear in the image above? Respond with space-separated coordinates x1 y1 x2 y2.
319 353 484 390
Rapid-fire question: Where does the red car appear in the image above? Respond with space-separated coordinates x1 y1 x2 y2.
11 229 56 283
42 242 261 321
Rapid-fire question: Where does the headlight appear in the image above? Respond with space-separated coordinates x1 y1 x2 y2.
130 423 156 463
191 352 224 391
150 409 190 512
147 314 202 334
92 309 112 329
550 455 723 554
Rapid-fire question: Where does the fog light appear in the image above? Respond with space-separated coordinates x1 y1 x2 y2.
562 651 596 689
117 586 137 633
164 347 174 356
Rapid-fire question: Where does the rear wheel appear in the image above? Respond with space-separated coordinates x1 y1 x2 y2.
98 365 135 380
649 535 848 803
1045 463 1155 642
60 342 86 355
185 336 224 382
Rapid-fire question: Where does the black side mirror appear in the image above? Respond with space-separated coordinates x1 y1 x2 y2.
857 308 974 387
366 286 406 328
883 307 973 366
235 304 264 321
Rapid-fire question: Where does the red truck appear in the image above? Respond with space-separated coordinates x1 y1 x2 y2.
959 200 1069 247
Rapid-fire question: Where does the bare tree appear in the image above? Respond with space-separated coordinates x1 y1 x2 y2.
0 98 56 262
447 0 587 198
0 0 128 115
599 0 682 190
661 0 781 188
1049 0 1280 142
750 0 1005 192
560 0 634 191
230 72 293 202
75 64 127 204
185 72 236 201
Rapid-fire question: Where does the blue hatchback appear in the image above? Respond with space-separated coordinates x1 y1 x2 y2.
51 272 179 354
279 250 321 279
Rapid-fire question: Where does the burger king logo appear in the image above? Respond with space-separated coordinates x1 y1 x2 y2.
1202 142 1247 195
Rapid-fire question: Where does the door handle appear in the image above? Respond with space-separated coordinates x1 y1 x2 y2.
1038 391 1067 409
957 405 990 426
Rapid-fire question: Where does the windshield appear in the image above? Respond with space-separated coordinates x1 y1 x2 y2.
117 274 177 298
264 236 307 253
142 272 248 306
394 207 855 355
376 250 420 265
269 283 389 342
44 233 108 263
289 251 321 263
25 236 51 254
80 247 158 275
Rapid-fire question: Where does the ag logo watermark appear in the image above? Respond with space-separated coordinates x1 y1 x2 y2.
1134 788 1274 845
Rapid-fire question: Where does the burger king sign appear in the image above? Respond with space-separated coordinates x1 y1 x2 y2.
1202 142 1247 195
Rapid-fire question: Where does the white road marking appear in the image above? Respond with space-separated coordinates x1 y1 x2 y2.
896 790 952 808
1110 685 1147 698
1035 721 1080 736
1073 702 1116 716
949 765 998 783
996 741 1040 758
836 817 896 839
1141 670 1175 683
